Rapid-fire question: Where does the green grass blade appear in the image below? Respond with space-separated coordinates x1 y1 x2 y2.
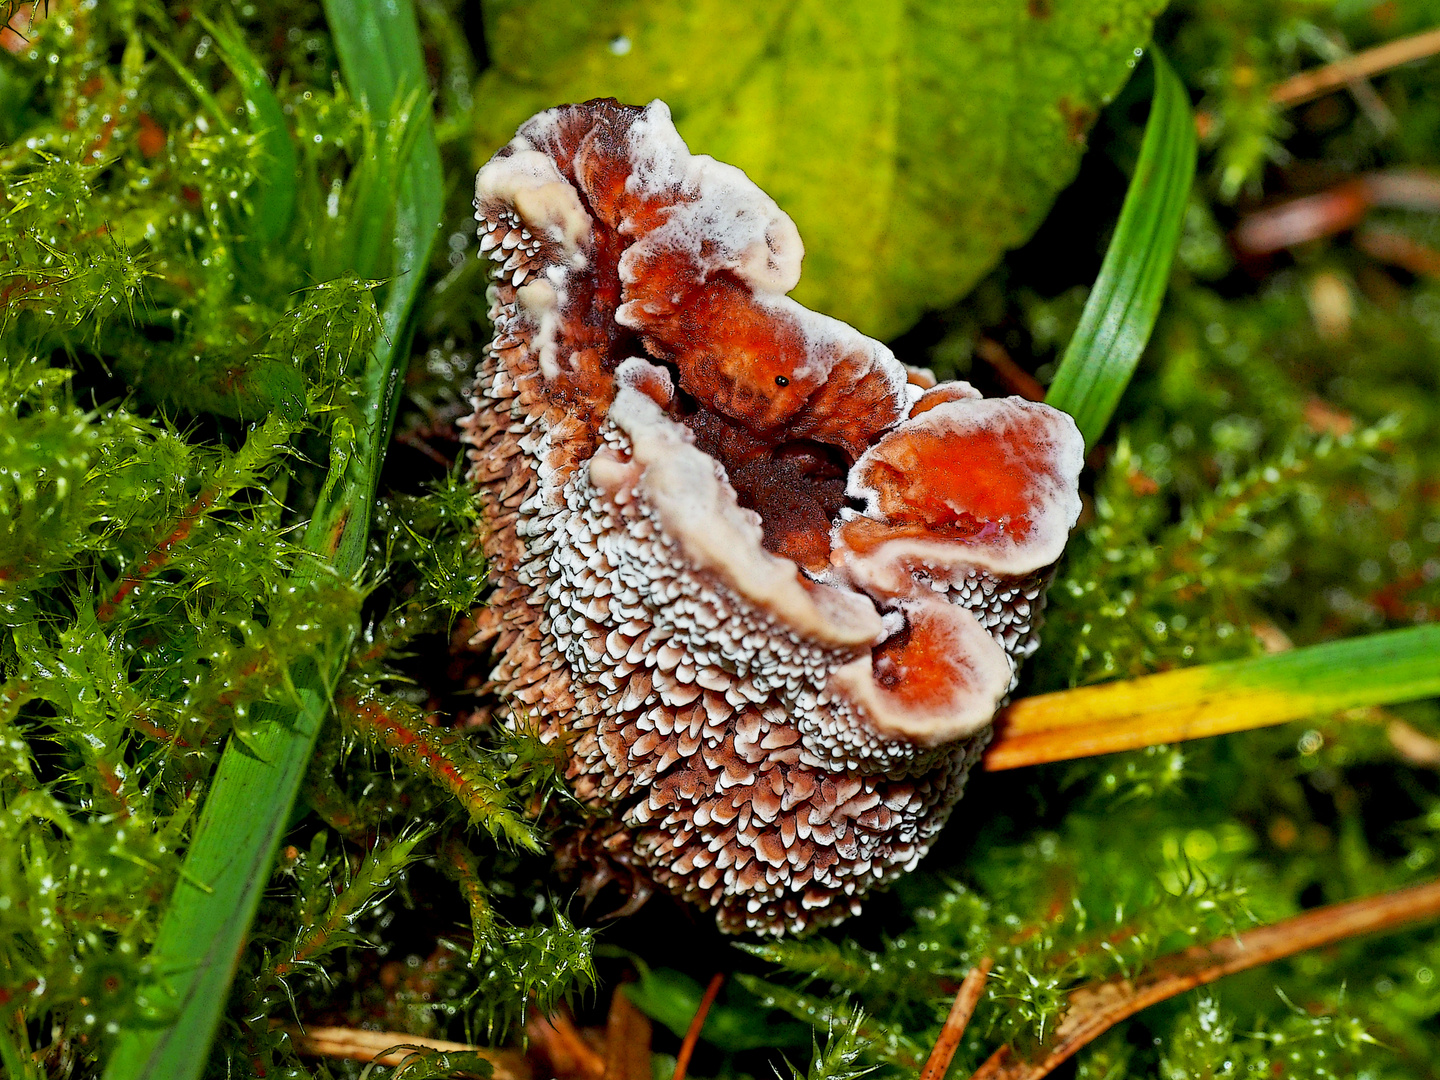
1045 49 1197 449
0 1026 40 1080
1225 624 1440 702
198 15 298 245
149 23 298 248
987 624 1440 769
322 0 445 565
146 38 227 126
101 2 442 1076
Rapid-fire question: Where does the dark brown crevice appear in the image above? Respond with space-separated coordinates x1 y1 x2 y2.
534 101 863 572
623 352 855 572
681 399 853 571
871 619 914 690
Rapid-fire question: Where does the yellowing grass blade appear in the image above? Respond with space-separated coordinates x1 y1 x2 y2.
985 624 1440 770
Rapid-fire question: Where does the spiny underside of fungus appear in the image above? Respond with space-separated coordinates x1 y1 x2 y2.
460 98 1084 935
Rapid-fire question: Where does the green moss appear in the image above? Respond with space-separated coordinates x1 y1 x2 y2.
3 0 1439 1077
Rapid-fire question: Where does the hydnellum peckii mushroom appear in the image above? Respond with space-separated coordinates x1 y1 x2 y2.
460 98 1084 935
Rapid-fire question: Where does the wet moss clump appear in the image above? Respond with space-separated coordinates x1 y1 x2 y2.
2 1 1438 1077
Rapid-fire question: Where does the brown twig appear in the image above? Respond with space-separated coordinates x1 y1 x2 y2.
970 878 1440 1080
1363 169 1440 210
1270 26 1440 107
673 973 725 1080
975 339 1046 402
279 1023 530 1077
1232 170 1440 256
920 958 993 1080
1232 180 1371 255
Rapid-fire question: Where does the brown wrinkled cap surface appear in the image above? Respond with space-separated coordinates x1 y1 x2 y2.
460 98 1084 934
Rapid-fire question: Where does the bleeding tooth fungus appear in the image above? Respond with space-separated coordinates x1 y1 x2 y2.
460 98 1084 934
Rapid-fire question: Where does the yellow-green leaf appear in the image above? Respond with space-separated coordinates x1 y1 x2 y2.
473 0 1167 339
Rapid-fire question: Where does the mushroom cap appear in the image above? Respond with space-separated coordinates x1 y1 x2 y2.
462 98 1084 934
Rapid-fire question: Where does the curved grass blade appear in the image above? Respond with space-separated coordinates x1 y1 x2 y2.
101 3 441 1077
147 38 227 126
1045 49 1197 449
985 623 1440 770
149 20 298 248
321 0 445 557
198 15 298 246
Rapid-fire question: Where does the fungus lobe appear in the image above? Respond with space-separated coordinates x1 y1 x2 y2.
461 98 1084 934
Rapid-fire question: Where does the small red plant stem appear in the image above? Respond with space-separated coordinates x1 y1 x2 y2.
93 758 131 818
920 958 993 1080
336 688 537 850
437 835 493 964
338 692 478 807
672 973 724 1080
97 489 217 622
127 709 191 748
271 913 337 979
0 980 40 1013
301 773 371 841
1233 181 1371 255
970 878 1440 1080
1234 171 1440 256
0 680 31 718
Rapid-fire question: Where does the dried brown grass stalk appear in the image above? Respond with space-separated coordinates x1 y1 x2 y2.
1270 26 1440 107
279 1023 530 1077
980 665 1299 772
970 878 1440 1080
920 958 994 1080
673 973 725 1080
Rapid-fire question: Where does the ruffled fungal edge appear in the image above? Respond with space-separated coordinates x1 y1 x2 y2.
463 97 1087 931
